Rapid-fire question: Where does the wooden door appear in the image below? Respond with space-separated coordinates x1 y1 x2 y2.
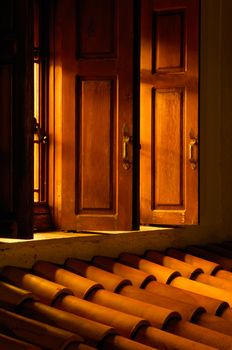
140 0 199 225
0 0 33 237
54 0 138 231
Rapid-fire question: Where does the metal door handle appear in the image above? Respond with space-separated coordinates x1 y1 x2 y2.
122 125 132 170
189 137 198 170
33 117 48 144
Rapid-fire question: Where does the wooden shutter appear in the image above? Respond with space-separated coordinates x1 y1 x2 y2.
0 0 33 237
140 0 199 225
53 0 138 230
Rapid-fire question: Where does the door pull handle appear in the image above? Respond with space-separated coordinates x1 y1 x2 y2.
122 125 132 170
189 137 198 170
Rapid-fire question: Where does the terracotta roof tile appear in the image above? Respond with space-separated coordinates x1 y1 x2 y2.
2 243 232 349
65 258 132 293
195 272 232 291
144 250 204 279
119 253 180 284
92 256 156 288
0 308 84 349
33 260 181 329
65 257 203 322
118 252 232 307
205 244 232 260
0 281 35 310
53 294 149 339
0 333 41 350
66 344 97 350
92 255 229 315
165 248 222 274
1 266 72 304
143 279 229 316
33 261 102 299
216 269 232 281
186 246 232 271
17 299 116 346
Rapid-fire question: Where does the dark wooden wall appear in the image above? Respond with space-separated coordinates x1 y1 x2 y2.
0 0 34 238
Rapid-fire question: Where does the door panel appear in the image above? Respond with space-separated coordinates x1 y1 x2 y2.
140 0 199 225
155 11 185 71
76 0 116 58
153 88 184 209
0 0 33 237
76 78 116 214
55 0 136 230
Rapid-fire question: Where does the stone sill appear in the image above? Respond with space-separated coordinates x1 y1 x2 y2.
0 225 223 269
0 225 172 243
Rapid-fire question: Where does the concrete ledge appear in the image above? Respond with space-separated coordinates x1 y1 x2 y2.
0 225 225 269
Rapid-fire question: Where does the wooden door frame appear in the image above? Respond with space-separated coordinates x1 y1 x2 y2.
132 0 141 228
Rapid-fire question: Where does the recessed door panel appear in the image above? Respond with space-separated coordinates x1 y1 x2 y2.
153 88 184 209
154 11 185 71
76 0 116 58
76 78 115 213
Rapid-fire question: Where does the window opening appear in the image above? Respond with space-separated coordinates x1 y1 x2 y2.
33 0 48 203
33 0 52 231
